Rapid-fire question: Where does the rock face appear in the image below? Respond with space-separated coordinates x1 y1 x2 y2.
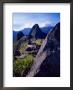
29 24 46 39
26 22 60 77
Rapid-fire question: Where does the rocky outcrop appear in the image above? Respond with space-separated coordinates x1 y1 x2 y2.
26 22 60 77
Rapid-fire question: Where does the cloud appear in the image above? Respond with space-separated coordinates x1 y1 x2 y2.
13 20 52 31
13 13 60 31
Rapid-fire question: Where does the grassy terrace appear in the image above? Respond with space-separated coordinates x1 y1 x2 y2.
35 39 43 45
13 38 44 76
19 43 28 54
13 54 34 77
32 39 43 45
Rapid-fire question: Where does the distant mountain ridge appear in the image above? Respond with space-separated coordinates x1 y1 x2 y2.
13 24 53 42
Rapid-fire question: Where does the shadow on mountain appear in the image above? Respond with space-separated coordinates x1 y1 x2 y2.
17 31 24 41
34 22 60 77
13 23 60 77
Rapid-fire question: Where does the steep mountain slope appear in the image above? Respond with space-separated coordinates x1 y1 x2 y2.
26 22 60 77
29 24 46 39
16 31 24 40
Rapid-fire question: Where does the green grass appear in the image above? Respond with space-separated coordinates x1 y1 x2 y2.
13 54 34 76
35 39 43 45
32 39 43 45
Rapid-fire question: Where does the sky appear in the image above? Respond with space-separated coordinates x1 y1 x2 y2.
13 13 60 31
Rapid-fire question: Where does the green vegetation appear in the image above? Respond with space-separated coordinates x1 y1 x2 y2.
35 39 43 45
19 43 28 54
13 38 43 77
13 54 34 77
32 39 43 45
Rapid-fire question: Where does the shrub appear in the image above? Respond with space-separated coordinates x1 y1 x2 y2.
13 54 34 77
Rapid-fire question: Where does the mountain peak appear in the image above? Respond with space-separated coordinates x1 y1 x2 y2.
33 24 39 27
29 24 46 39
